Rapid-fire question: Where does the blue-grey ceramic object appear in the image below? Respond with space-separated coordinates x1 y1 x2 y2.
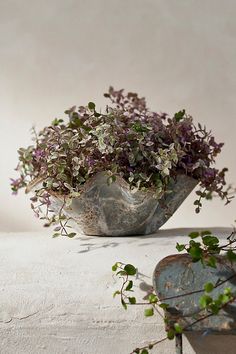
153 254 236 333
48 172 197 236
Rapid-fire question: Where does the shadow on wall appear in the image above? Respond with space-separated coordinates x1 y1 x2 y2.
186 333 236 354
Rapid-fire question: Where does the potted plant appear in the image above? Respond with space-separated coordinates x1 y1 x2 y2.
11 87 232 237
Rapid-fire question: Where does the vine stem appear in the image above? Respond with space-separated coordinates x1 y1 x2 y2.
183 296 236 330
159 272 236 302
122 272 236 305
130 337 168 354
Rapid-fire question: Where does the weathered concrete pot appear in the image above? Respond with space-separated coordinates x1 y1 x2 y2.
34 171 197 236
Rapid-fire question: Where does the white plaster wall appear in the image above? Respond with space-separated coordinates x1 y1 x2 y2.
0 0 236 232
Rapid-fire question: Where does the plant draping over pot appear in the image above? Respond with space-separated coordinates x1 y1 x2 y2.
11 87 233 236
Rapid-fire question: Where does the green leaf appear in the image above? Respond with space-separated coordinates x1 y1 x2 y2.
188 244 203 261
144 308 154 317
206 192 213 200
167 328 175 340
202 235 219 247
128 297 136 304
174 323 183 334
214 299 222 308
141 350 149 354
206 256 217 268
52 118 64 126
88 101 96 110
125 280 133 291
121 299 127 310
132 122 149 133
176 243 185 252
204 282 214 293
159 303 169 310
113 290 121 298
224 287 232 295
52 232 60 238
124 264 136 276
164 316 169 324
67 232 76 238
209 303 220 314
218 293 230 304
199 294 212 308
174 109 185 122
112 263 118 272
227 250 236 262
188 231 200 239
148 294 158 303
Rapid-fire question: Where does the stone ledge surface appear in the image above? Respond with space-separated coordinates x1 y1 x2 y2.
0 228 234 354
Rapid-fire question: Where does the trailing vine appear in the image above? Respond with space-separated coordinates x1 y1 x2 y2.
112 229 236 354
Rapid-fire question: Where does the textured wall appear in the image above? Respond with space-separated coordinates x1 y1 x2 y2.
0 0 236 231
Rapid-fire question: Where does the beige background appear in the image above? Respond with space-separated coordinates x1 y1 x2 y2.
0 0 235 232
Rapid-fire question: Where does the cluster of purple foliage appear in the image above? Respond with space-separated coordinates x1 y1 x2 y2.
11 87 232 218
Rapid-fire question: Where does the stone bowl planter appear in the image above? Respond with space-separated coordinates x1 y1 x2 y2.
28 172 197 236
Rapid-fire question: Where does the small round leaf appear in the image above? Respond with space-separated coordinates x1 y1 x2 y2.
124 264 136 276
88 102 96 110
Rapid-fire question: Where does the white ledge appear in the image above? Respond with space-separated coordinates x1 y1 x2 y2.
0 228 235 354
